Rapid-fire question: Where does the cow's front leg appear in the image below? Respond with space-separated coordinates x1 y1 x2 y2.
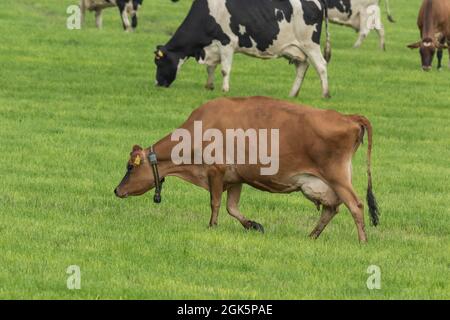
437 38 447 70
289 61 309 97
131 14 138 30
226 184 264 232
80 0 86 26
95 9 103 29
448 43 450 69
205 65 217 90
208 169 224 227
437 48 443 70
219 47 234 92
118 2 131 31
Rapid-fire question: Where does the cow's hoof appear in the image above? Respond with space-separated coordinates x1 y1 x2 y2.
323 93 331 99
247 221 264 233
204 84 214 90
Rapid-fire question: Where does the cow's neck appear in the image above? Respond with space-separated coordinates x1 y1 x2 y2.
146 134 208 189
422 0 436 39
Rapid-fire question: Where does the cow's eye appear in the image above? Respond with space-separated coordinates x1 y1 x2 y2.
126 164 133 172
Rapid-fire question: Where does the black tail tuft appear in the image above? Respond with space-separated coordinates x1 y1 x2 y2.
387 14 395 23
367 185 379 226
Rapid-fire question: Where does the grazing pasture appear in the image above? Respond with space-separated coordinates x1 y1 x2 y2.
0 0 449 299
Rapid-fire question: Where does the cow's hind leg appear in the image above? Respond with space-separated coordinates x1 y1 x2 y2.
95 9 103 29
333 183 367 243
354 10 370 48
289 61 310 97
227 184 264 232
302 45 330 98
309 205 338 239
205 65 217 90
375 23 386 51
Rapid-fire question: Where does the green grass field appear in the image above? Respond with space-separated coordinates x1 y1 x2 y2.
0 0 449 299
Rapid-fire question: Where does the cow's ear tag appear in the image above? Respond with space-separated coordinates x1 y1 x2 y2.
134 155 141 166
157 50 164 58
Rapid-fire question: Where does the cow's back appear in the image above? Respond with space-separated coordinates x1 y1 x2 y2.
184 96 360 157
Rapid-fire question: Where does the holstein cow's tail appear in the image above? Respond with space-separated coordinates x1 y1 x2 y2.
320 0 332 63
351 115 380 226
384 0 395 23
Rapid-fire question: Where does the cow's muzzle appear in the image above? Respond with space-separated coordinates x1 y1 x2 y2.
114 188 128 198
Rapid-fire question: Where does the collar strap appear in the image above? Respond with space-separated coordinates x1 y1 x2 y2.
148 146 164 203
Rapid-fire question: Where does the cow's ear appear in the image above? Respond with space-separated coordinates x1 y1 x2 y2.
132 145 143 152
407 41 421 49
154 45 165 59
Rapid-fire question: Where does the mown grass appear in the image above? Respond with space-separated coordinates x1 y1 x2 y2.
0 0 449 299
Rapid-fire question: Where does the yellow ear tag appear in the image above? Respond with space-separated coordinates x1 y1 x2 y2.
157 50 164 58
134 155 141 166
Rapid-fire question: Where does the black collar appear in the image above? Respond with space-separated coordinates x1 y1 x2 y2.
148 146 164 203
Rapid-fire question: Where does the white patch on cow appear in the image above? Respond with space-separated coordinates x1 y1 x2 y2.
274 8 285 21
238 24 246 35
198 41 221 65
309 0 322 10
177 57 188 71
291 174 340 206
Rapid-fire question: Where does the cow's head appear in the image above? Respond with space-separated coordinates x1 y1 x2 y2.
114 145 154 198
154 45 185 88
407 38 448 71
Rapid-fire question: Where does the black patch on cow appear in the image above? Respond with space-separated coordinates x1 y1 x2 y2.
326 0 352 18
302 0 325 45
165 0 231 60
225 0 294 51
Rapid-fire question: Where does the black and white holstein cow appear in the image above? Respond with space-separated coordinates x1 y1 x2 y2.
154 0 332 98
80 0 144 31
327 0 395 50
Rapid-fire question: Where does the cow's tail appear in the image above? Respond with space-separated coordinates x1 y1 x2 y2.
352 115 380 226
321 0 332 63
384 0 395 23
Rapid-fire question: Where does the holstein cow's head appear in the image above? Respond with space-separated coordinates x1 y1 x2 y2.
114 145 154 198
154 45 185 88
407 37 448 71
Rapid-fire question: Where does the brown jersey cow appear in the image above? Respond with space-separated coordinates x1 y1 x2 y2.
114 97 379 242
407 0 450 70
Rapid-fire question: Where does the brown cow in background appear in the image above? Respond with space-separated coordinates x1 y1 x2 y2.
407 0 450 70
114 97 379 242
